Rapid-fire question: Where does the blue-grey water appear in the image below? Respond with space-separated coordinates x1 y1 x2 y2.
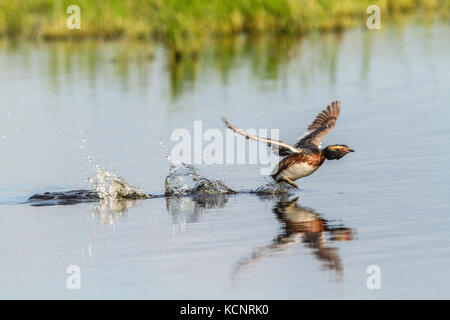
1 22 450 299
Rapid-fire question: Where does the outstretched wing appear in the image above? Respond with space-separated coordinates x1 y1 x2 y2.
222 117 301 156
294 100 341 148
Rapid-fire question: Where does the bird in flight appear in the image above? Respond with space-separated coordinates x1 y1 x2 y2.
222 100 354 189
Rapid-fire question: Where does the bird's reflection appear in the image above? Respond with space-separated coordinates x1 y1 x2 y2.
164 192 354 278
233 194 354 279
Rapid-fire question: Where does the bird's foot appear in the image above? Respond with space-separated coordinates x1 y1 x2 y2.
282 177 299 189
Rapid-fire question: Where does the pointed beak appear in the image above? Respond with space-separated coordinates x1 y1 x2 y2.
347 148 355 152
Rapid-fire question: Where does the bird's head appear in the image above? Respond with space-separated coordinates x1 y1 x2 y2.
323 144 354 160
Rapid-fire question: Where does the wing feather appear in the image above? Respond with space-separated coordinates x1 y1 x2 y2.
221 117 301 156
294 100 341 148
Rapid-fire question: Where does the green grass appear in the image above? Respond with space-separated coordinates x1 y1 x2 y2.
0 0 448 54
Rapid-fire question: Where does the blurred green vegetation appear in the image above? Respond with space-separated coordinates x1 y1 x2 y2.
0 0 448 52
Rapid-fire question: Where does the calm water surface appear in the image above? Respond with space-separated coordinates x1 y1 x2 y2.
0 23 449 299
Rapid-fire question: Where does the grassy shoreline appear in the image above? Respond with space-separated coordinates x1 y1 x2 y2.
0 0 448 56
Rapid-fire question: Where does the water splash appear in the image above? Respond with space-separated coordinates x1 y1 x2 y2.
154 137 174 165
78 132 149 200
154 137 235 196
164 163 234 196
87 167 149 200
253 178 292 195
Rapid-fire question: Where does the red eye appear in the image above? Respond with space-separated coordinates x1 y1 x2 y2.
340 147 345 150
